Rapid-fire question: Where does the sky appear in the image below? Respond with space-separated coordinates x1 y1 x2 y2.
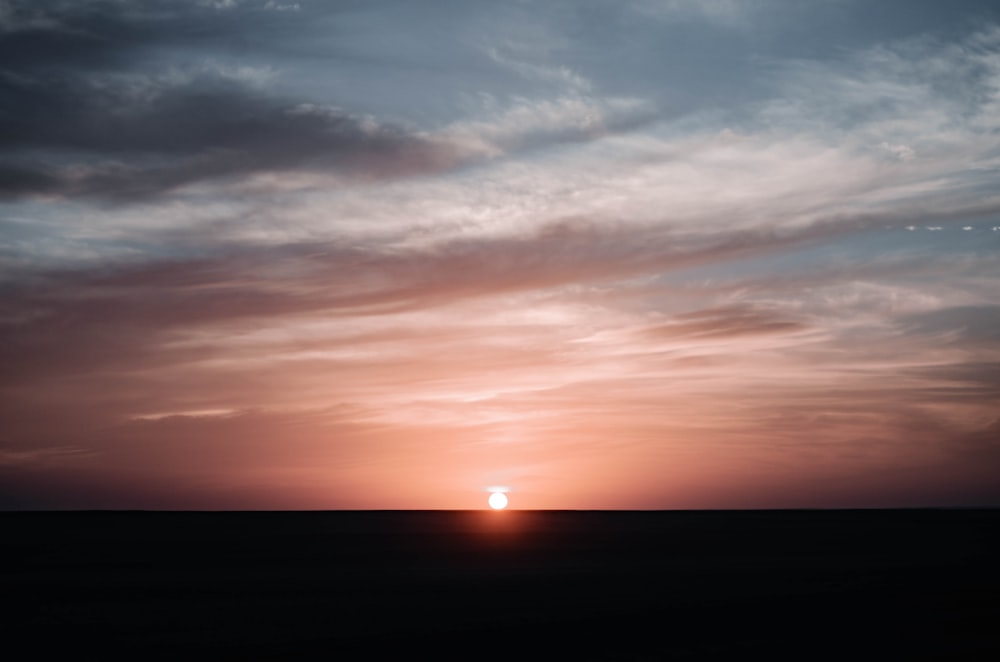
1 0 999 510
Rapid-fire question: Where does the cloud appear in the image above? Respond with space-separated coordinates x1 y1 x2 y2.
642 303 813 340
0 4 656 202
0 445 90 468
486 45 593 94
896 305 1000 345
0 68 464 201
0 1 474 201
632 0 765 26
2 4 1000 509
879 141 916 161
757 25 1000 147
436 95 655 159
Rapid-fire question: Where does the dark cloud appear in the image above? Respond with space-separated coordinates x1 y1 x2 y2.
0 75 459 200
0 1 461 201
0 1 668 202
0 0 301 66
0 162 60 196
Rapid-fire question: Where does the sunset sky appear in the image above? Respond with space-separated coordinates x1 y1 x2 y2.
2 0 999 509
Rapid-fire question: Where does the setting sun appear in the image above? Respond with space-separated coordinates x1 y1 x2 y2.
488 492 508 510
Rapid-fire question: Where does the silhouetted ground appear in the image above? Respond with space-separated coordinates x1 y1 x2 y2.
2 509 998 660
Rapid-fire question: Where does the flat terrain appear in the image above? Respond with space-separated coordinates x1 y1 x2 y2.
2 510 998 660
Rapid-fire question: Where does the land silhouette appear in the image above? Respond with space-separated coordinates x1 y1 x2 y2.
2 509 998 660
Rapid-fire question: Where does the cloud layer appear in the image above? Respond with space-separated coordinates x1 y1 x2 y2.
1 0 999 509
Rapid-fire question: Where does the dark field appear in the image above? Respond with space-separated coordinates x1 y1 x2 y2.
2 509 998 660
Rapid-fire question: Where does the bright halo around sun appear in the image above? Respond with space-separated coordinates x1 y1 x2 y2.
488 492 508 510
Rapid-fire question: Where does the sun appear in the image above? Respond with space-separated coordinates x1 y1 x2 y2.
488 491 508 510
